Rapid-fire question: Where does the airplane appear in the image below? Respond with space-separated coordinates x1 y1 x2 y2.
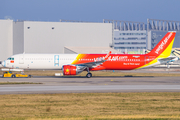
1 31 177 78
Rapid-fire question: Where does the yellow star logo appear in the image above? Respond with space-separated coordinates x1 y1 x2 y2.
66 68 69 73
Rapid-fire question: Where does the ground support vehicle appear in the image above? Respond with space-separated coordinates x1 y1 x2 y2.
2 71 32 78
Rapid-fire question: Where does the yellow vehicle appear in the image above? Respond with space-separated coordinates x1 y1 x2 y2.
2 71 32 78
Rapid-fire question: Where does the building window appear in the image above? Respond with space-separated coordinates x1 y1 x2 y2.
141 37 146 39
128 37 138 40
119 33 146 36
114 47 146 49
114 37 146 40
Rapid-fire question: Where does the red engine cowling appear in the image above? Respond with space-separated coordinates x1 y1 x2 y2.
63 65 77 75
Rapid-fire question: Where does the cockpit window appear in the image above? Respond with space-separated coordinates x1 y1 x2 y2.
7 58 14 60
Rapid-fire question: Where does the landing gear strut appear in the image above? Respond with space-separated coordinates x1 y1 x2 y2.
86 67 92 78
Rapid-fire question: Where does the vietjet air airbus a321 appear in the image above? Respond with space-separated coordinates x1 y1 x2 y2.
1 31 177 78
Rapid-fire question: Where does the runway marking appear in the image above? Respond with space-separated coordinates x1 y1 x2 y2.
1 76 180 94
1 85 180 93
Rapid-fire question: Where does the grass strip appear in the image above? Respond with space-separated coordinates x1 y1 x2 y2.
1 92 180 119
0 82 42 85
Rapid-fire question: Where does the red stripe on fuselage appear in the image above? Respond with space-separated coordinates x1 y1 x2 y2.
73 54 155 70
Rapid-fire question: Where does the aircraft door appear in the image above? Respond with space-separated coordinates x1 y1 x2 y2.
145 56 149 64
54 55 59 66
19 55 24 64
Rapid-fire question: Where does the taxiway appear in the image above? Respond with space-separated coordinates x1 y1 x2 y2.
0 76 180 94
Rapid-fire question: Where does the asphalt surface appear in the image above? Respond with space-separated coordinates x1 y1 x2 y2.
0 76 180 94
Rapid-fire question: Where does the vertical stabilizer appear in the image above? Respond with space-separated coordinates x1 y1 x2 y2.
147 31 176 58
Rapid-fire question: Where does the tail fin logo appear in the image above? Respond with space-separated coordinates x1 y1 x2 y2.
155 32 173 54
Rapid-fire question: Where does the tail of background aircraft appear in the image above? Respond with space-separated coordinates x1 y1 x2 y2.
147 31 176 58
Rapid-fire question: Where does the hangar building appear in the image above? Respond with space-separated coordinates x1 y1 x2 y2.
0 19 13 61
104 19 147 53
104 19 180 54
0 19 113 61
147 19 180 50
13 21 112 54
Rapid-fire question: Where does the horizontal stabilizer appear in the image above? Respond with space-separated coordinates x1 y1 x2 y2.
158 56 178 64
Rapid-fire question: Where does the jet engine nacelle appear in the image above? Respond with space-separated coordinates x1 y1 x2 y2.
63 65 86 75
63 65 77 75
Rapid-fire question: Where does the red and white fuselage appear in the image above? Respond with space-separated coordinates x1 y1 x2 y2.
1 32 177 77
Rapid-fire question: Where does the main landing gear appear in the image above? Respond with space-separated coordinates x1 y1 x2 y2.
86 73 92 78
86 67 92 78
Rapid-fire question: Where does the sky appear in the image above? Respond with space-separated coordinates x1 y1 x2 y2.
0 0 180 23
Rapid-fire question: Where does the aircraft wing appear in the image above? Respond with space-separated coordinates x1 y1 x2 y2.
75 51 111 68
78 60 105 68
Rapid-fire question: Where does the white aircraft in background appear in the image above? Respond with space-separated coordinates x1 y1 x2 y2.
1 32 178 78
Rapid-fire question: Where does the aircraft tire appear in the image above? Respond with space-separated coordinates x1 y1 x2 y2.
28 75 32 78
11 75 16 78
86 73 92 78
